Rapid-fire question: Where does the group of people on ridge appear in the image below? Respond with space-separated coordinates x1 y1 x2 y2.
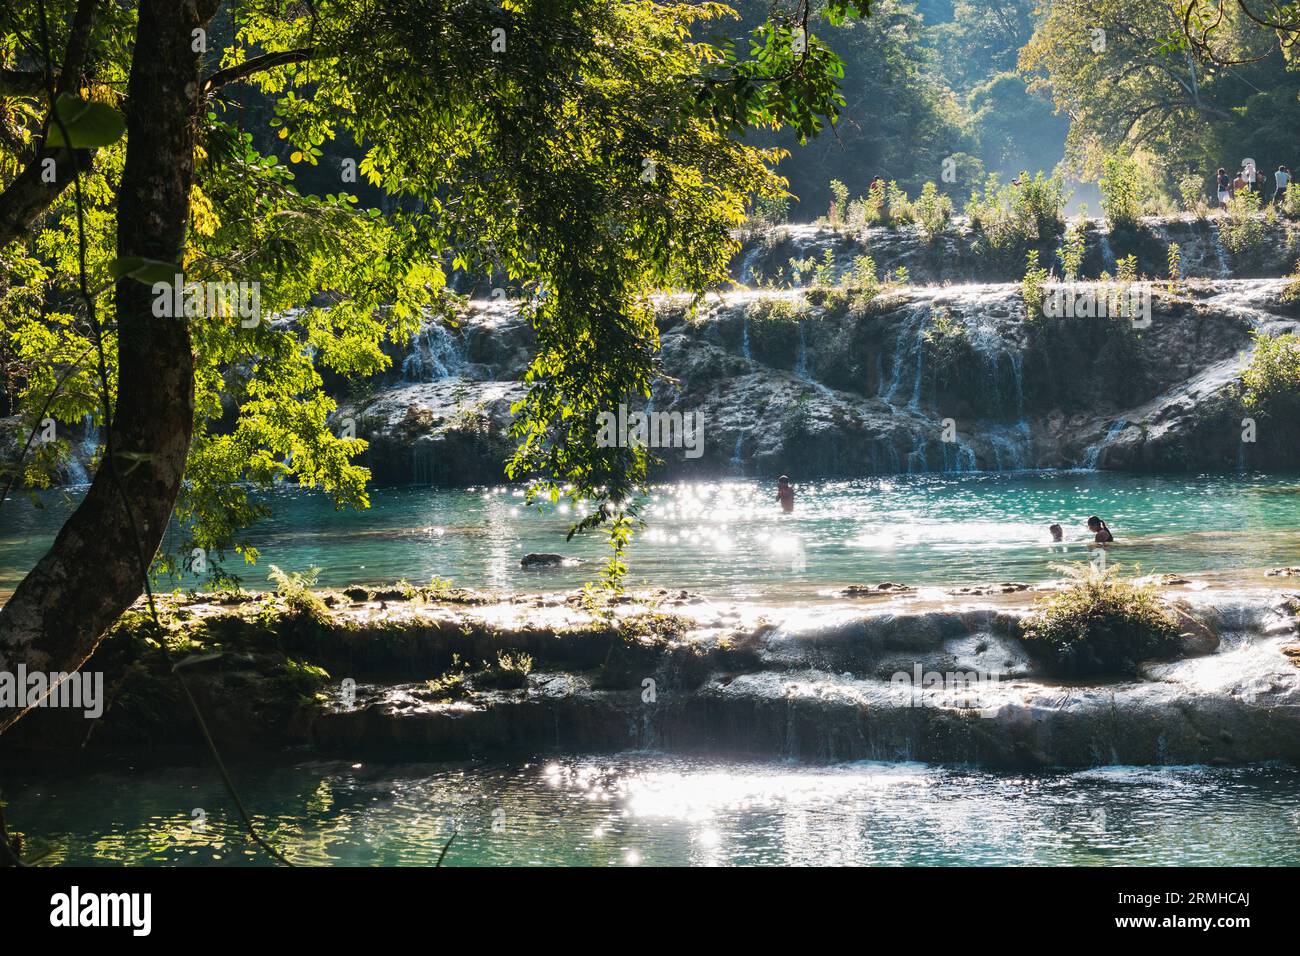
1216 163 1290 206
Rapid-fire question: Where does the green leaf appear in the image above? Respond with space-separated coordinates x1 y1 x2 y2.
45 94 126 149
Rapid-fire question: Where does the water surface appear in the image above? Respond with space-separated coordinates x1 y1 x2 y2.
6 473 1300 599
6 754 1299 866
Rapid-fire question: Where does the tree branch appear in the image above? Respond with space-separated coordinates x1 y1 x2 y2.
0 0 100 249
202 47 315 93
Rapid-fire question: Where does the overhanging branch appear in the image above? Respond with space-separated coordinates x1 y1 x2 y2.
202 47 315 93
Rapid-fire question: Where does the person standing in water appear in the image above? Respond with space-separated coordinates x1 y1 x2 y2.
1049 523 1063 542
1086 516 1114 543
777 475 795 513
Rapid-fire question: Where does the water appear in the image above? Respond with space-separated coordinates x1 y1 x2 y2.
5 754 1297 866
7 473 1300 600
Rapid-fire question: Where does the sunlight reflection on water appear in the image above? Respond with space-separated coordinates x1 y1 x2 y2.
8 755 1300 867
7 472 1300 598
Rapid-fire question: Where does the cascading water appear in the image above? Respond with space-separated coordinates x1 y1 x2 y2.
401 321 466 382
883 305 929 408
64 413 99 486
1097 230 1118 274
1081 419 1128 469
1208 222 1232 278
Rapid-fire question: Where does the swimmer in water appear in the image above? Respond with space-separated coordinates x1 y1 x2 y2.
1086 516 1114 543
1049 523 1063 542
777 475 794 513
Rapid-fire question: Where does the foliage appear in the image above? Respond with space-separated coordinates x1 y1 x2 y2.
1021 0 1300 192
474 651 534 690
965 172 1068 262
828 179 850 224
2 0 864 594
914 181 953 242
1285 260 1300 302
1020 563 1182 677
1220 188 1267 260
921 307 975 393
1242 331 1300 419
1020 250 1050 321
267 565 327 620
1167 242 1183 292
1099 154 1143 232
1178 173 1211 219
1057 215 1086 282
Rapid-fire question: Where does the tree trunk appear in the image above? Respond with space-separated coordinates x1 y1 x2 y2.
0 0 219 733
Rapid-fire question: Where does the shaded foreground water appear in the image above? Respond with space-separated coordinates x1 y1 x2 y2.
7 472 1300 600
6 754 1300 866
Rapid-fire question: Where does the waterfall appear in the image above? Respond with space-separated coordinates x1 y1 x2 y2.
941 437 978 472
740 315 753 363
738 243 765 286
1080 419 1128 469
883 305 928 408
411 445 436 485
65 413 99 486
1208 223 1232 278
729 432 746 476
905 433 929 473
402 321 466 382
794 320 809 379
1098 232 1118 274
986 422 1031 472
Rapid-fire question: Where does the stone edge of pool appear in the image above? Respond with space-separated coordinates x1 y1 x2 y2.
2 576 1299 771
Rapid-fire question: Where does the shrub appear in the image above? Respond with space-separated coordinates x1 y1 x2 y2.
1057 214 1086 281
1020 563 1182 677
1178 173 1210 219
1167 242 1183 292
1220 188 1267 260
1099 154 1143 232
748 193 790 232
1242 330 1300 418
922 308 976 395
914 181 953 242
886 181 914 224
1284 259 1300 302
744 296 806 367
268 565 327 619
828 179 850 225
1115 254 1138 283
966 171 1068 262
1283 184 1300 219
475 651 534 690
1021 250 1049 321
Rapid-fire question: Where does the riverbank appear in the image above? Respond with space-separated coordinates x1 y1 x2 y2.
5 575 1298 770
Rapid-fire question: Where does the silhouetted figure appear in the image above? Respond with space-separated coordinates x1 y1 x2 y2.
1086 516 1114 543
777 475 794 513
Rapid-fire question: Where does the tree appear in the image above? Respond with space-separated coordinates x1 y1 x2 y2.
0 0 864 736
1020 0 1300 183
